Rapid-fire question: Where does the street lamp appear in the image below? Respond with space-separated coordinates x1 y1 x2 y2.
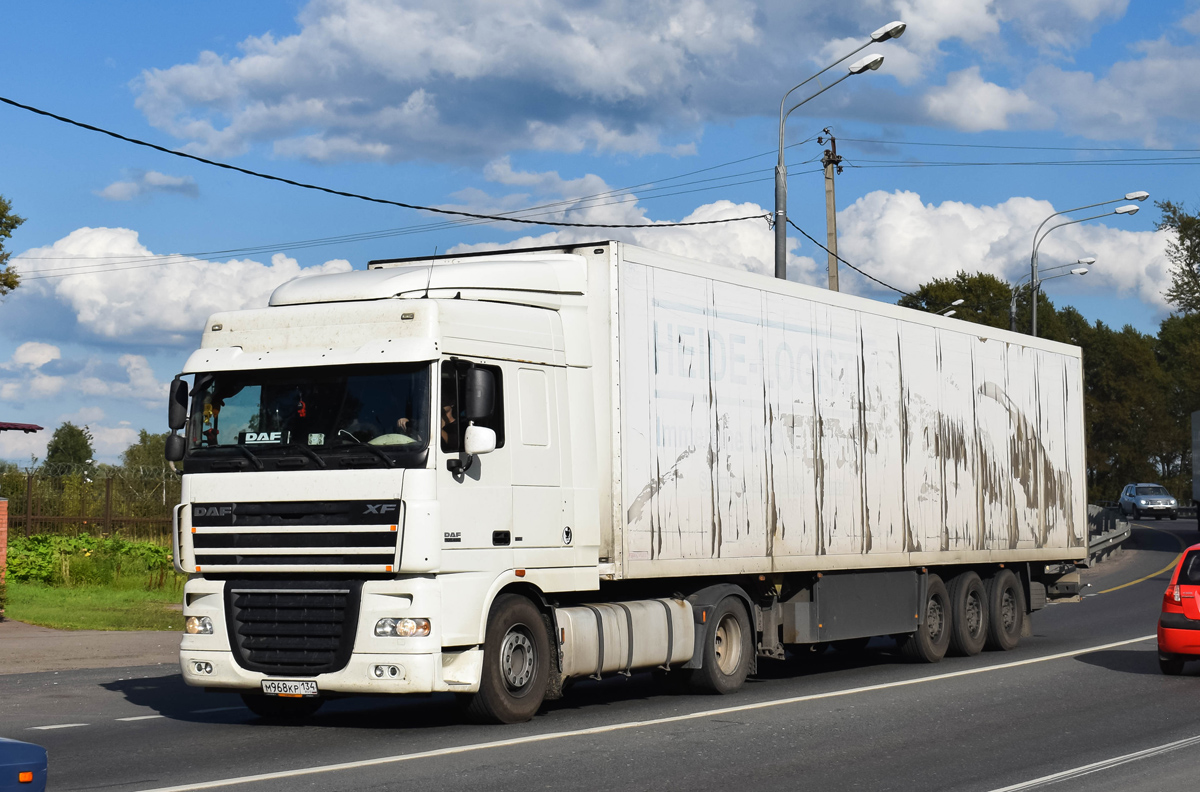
1010 260 1095 332
1028 192 1147 335
774 21 905 281
936 298 964 315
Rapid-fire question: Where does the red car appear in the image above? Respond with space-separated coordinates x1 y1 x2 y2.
1158 542 1200 674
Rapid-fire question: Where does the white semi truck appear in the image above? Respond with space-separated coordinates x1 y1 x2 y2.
167 241 1086 723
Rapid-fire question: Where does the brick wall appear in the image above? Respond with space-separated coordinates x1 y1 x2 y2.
0 497 7 586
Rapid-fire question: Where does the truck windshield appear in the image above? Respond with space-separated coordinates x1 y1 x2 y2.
187 363 431 468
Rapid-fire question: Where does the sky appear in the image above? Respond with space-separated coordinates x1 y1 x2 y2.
1 0 1198 463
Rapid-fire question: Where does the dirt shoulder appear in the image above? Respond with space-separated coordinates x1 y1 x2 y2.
0 618 179 675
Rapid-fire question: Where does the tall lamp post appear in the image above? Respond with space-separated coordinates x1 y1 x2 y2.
1011 259 1094 332
1029 191 1148 335
774 21 906 282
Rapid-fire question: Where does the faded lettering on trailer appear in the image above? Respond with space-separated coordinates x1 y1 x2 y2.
618 261 1085 567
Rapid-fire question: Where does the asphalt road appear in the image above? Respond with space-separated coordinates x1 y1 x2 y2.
3 519 1197 792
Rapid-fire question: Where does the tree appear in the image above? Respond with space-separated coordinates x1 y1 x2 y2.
897 270 1014 330
0 194 25 296
1158 200 1200 314
43 422 95 472
120 430 170 474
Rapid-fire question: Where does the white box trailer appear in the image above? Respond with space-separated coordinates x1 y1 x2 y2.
168 241 1085 723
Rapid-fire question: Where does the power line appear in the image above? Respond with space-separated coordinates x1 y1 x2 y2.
0 95 769 231
839 137 1200 153
786 218 910 296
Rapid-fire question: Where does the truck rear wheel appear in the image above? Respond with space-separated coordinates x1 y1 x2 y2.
898 574 950 663
947 572 988 657
689 596 753 694
985 569 1025 651
240 693 324 720
464 593 550 724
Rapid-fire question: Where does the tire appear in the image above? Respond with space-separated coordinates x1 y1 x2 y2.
1160 654 1185 676
240 693 324 720
898 574 951 663
985 569 1026 651
463 594 551 724
947 572 988 657
831 637 871 654
1132 507 1141 521
689 596 753 694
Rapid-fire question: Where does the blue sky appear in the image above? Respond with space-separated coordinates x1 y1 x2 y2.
1 0 1197 462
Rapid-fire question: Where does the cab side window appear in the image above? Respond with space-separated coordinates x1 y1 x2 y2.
440 360 505 453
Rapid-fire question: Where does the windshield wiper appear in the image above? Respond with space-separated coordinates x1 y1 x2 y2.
232 445 264 470
334 430 396 468
280 443 328 469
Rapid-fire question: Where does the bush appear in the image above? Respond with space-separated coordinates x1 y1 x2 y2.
7 534 180 590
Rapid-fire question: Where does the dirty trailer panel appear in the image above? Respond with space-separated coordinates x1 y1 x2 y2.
616 252 1085 578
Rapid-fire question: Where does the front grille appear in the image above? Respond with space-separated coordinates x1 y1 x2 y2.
190 501 401 572
226 581 362 676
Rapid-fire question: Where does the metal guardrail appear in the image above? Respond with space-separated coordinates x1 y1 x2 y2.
1085 505 1131 567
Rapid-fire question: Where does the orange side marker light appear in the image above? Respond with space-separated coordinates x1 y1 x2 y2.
19 772 33 783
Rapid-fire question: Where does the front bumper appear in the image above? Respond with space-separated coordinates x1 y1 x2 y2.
180 575 485 695
180 647 483 694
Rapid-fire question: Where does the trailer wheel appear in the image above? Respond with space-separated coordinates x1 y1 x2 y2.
1160 654 1185 676
898 574 950 663
985 569 1025 651
240 693 323 720
690 596 753 694
464 594 550 724
947 572 988 657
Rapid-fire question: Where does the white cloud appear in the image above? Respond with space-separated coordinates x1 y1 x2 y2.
0 343 65 401
97 170 199 201
445 160 818 282
924 67 1045 132
130 0 1131 162
60 407 106 425
13 227 353 343
77 354 169 410
835 189 1171 307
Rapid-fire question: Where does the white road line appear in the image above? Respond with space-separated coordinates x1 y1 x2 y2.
988 733 1200 791
190 707 246 714
135 633 1156 792
117 715 166 722
28 723 88 730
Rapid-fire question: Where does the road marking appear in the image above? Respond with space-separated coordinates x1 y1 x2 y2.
28 723 88 730
190 707 245 714
117 715 166 722
1098 524 1186 594
987 732 1200 791
135 633 1156 792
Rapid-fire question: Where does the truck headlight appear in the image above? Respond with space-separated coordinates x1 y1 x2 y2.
185 616 213 635
375 618 430 637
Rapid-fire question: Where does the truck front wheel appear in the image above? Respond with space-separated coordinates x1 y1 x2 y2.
898 574 950 663
464 594 550 724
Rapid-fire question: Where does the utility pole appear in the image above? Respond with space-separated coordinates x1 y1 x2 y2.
819 128 843 291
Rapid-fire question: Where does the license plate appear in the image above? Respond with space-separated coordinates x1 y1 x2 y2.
260 679 318 697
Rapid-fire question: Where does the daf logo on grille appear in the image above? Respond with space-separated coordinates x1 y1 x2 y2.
194 505 232 517
365 504 398 515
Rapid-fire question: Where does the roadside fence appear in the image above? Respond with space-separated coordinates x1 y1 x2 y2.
0 467 178 544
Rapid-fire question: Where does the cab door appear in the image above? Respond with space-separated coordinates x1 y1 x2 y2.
511 365 563 549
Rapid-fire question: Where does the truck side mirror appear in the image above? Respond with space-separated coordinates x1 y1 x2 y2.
463 367 495 420
168 376 189 431
165 432 186 462
464 424 497 455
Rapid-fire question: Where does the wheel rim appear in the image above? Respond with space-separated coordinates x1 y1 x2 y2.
965 590 984 638
713 613 744 675
926 595 945 642
1001 588 1017 634
499 624 537 696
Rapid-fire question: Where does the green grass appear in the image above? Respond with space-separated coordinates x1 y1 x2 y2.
6 581 182 631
